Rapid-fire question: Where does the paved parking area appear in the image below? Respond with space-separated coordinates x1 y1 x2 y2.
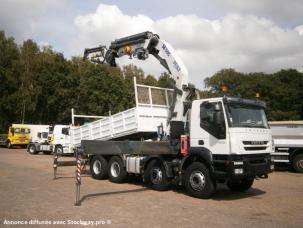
0 148 302 227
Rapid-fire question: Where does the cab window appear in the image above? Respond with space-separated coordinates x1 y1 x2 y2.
14 128 21 133
200 102 226 139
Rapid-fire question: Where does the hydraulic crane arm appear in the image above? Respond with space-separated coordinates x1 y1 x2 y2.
84 31 189 89
83 31 197 136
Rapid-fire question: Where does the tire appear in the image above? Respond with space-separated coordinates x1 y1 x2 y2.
28 144 38 155
6 140 12 149
227 178 254 192
108 156 127 183
90 155 108 180
144 160 172 191
55 145 63 154
292 154 303 173
184 162 215 199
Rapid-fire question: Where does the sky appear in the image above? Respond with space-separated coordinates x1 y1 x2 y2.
0 0 303 88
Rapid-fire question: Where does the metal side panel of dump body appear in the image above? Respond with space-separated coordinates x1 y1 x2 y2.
71 81 173 146
81 140 177 156
71 107 138 146
270 121 303 147
71 106 170 146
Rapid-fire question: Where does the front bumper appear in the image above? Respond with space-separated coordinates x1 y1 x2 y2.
211 153 274 180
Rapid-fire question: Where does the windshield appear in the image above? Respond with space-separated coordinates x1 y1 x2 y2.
226 103 268 128
14 128 30 134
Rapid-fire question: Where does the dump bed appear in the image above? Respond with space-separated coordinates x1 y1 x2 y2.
71 80 173 146
269 121 303 147
71 106 170 145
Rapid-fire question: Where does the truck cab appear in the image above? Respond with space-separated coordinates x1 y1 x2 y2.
27 125 73 155
6 125 30 148
53 125 72 154
189 96 274 180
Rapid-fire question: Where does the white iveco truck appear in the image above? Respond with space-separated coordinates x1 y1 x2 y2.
77 31 274 198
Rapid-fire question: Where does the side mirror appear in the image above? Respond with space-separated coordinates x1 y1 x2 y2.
49 126 54 134
11 128 14 136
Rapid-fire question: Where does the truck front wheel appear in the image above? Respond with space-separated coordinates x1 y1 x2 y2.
28 144 38 155
144 160 171 191
90 155 108 180
184 162 215 199
292 154 303 173
227 178 254 192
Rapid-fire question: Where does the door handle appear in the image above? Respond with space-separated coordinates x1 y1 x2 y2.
198 140 204 145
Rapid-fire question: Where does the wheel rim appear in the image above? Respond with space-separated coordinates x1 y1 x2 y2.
29 146 35 153
93 160 102 175
57 147 62 153
111 161 120 177
189 171 206 191
297 159 303 169
151 168 163 185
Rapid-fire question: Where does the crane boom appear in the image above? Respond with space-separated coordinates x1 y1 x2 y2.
83 31 197 136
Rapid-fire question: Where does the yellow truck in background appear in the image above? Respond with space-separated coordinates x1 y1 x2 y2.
0 124 31 148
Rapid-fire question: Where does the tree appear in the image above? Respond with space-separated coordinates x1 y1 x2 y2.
157 72 175 88
144 74 158 86
204 68 303 121
1 30 302 132
0 31 20 132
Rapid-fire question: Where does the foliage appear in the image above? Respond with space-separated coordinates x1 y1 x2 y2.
0 31 302 132
205 68 303 120
0 32 177 132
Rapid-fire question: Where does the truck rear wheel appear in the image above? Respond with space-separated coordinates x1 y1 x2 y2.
184 162 215 199
28 144 38 155
108 156 127 183
227 178 254 192
90 155 108 180
144 160 171 191
292 154 303 173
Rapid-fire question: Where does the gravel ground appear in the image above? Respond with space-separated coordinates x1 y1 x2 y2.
0 148 302 228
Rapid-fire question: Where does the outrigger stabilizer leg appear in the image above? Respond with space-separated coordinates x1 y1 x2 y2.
75 149 82 206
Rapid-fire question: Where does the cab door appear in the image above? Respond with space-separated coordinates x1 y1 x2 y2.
190 100 229 155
